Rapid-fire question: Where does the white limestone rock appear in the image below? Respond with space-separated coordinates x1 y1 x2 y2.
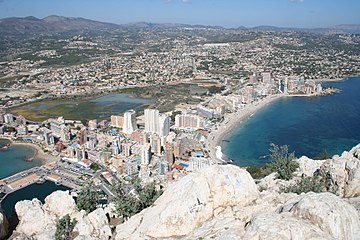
43 190 77 218
10 190 83 240
280 192 360 240
295 156 326 177
74 208 112 240
0 208 8 240
242 212 332 240
321 144 360 197
257 172 297 192
115 164 259 239
190 206 244 240
13 199 55 238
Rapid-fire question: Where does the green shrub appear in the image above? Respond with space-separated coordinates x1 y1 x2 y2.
269 143 299 180
76 182 100 213
55 214 77 240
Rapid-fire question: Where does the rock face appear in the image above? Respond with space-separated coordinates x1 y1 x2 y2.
317 144 360 197
279 192 360 239
113 163 360 240
13 199 54 238
243 212 332 240
0 207 8 240
43 190 78 218
74 208 112 240
115 164 259 239
10 190 112 240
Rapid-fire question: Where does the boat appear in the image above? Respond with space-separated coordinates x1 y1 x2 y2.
259 154 270 159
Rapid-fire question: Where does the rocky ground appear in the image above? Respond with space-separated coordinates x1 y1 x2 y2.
1 144 360 240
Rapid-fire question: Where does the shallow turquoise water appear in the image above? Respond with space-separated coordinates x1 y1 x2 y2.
0 139 41 179
223 76 360 166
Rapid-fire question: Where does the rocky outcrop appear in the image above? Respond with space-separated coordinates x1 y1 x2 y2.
279 192 360 239
9 145 360 239
73 208 112 240
314 144 360 197
43 190 78 218
0 207 8 240
10 191 79 239
296 156 326 177
10 190 113 240
113 161 360 239
243 212 332 240
115 164 259 239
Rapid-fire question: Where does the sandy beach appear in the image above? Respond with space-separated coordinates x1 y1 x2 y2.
206 94 284 160
1 137 58 164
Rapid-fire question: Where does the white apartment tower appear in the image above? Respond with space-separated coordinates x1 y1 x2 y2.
159 114 170 137
141 143 152 165
144 109 159 133
123 110 137 134
144 109 170 137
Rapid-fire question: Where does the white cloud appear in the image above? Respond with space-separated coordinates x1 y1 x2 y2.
289 0 304 3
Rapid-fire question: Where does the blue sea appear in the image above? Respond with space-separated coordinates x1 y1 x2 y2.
223 76 360 166
0 139 42 179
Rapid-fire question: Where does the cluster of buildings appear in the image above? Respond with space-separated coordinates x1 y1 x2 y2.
0 103 220 187
1 30 359 108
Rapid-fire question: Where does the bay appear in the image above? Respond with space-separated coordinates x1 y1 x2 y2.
223 76 360 166
0 139 42 179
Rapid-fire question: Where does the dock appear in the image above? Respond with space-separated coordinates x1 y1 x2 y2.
0 165 82 203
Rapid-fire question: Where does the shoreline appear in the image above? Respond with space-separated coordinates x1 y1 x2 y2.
206 94 284 161
206 77 351 162
0 137 58 164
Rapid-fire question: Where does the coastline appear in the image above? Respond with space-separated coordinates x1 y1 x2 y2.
0 137 58 164
206 94 284 160
206 77 351 162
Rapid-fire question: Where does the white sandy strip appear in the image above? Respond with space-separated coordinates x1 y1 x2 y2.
206 94 284 161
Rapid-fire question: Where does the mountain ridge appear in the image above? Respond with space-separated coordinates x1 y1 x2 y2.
0 15 360 36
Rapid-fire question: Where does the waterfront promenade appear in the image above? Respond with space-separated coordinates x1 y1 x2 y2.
0 164 83 203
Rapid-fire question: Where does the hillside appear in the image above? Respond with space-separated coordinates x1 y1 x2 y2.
0 15 119 36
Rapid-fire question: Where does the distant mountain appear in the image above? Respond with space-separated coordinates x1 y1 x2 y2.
0 15 359 36
0 15 120 35
243 24 360 34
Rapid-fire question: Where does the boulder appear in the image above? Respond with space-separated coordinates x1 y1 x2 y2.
13 199 55 238
115 164 259 239
43 190 77 218
74 208 112 240
279 192 360 240
10 190 82 240
0 208 8 240
321 145 360 197
296 156 326 177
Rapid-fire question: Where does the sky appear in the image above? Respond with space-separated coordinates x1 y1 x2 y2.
0 0 359 28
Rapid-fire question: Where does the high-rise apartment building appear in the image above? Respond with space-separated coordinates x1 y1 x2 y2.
123 110 137 134
144 109 159 133
159 114 170 137
141 143 152 165
144 109 170 137
174 113 205 129
111 115 124 129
